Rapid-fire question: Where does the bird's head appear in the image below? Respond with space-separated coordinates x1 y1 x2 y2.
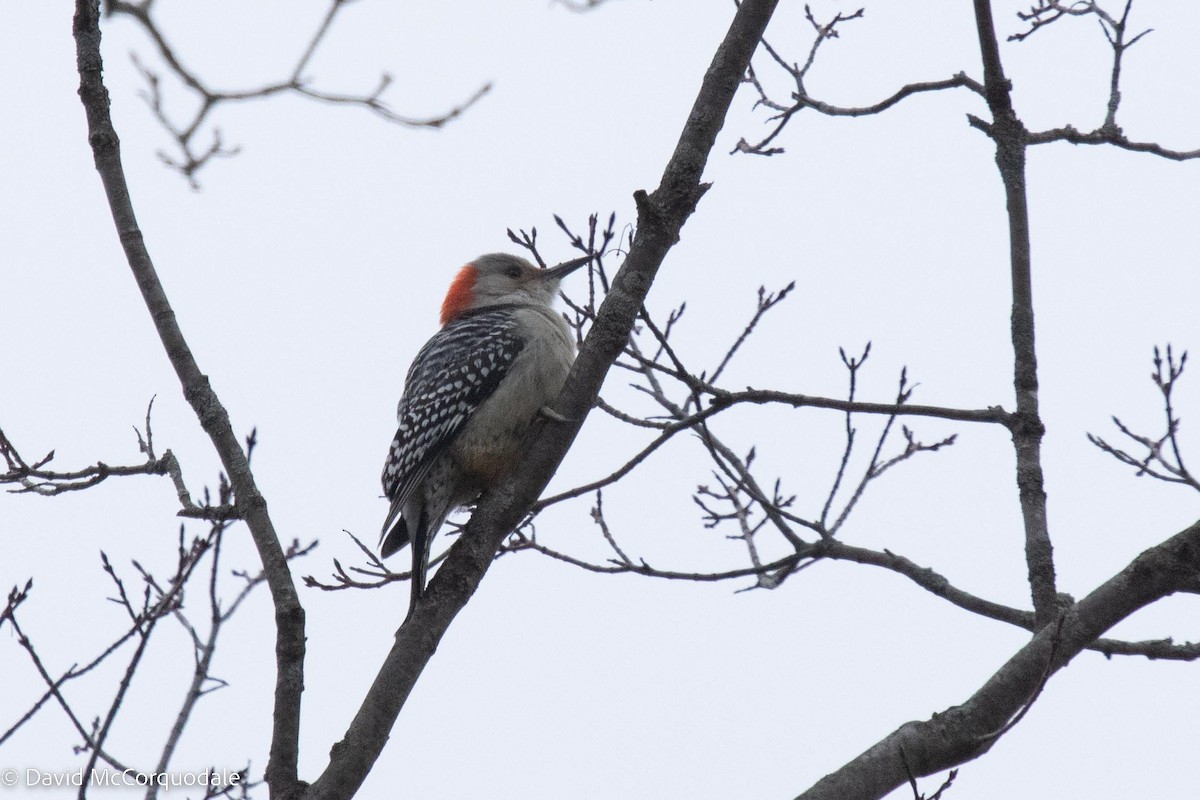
440 252 591 325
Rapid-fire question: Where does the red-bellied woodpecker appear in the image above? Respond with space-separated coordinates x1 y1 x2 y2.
380 252 590 608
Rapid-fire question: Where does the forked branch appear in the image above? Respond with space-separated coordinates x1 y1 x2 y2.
1089 345 1197 491
796 518 1200 800
303 3 784 798
105 0 491 184
734 5 984 156
1012 1 1200 160
74 1 306 791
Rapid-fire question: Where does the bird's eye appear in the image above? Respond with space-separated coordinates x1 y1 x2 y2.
505 265 522 279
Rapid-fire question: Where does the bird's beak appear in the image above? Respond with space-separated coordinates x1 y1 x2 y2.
541 254 593 280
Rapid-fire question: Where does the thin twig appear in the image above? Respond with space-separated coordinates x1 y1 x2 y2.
108 0 491 184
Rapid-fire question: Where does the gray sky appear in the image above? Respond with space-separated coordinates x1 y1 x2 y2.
3 2 1199 798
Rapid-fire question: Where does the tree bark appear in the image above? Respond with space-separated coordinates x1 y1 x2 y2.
305 1 781 797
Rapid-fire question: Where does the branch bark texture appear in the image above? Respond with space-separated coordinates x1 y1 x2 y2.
972 0 1058 625
305 1 780 797
797 519 1200 800
72 3 305 795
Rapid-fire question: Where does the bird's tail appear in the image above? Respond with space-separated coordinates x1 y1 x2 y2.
408 507 432 613
382 499 446 616
379 502 410 559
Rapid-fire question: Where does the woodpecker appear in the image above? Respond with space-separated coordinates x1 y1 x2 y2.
380 252 590 609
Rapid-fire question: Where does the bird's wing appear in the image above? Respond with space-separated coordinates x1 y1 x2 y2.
379 308 526 543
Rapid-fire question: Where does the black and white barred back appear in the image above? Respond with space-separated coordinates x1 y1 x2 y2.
380 305 527 520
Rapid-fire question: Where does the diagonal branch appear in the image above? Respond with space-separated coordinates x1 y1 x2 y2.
72 2 306 794
505 523 1200 662
796 518 1200 800
302 2 782 797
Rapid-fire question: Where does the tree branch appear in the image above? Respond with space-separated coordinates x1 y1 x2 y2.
734 3 985 157
303 2 782 797
106 0 491 185
503 526 1200 661
795 518 1200 799
1011 3 1200 159
0 425 170 495
1026 124 1200 160
971 0 1059 626
72 3 306 794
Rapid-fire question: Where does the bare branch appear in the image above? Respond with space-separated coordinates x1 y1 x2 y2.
1010 0 1104 41
1011 2 1200 159
735 4 983 156
74 3 306 790
79 537 211 787
504 530 805 583
708 282 795 384
900 748 958 800
1026 124 1200 160
504 523 1200 662
303 530 414 592
1090 345 1198 492
304 3 783 794
0 406 238 526
820 345 869 530
828 371 959 536
973 614 1066 744
971 0 1059 627
709 389 1012 426
0 424 172 496
6 613 138 772
797 518 1200 800
106 0 491 184
151 528 314 795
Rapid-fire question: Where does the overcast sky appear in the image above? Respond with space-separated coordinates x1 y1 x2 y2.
3 2 1199 798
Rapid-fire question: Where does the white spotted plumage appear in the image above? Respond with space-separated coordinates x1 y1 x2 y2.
378 252 589 614
380 307 525 526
